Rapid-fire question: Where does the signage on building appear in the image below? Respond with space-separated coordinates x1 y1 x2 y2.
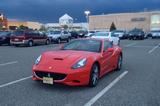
131 17 146 22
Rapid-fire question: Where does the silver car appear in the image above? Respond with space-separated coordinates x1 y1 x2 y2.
48 31 71 43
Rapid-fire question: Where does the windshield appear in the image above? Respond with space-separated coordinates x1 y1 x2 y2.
114 30 124 33
13 31 24 36
0 32 10 36
54 31 61 34
151 30 160 33
62 39 101 53
89 31 95 33
93 32 109 36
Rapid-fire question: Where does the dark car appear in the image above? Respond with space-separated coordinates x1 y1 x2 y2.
128 28 145 40
113 30 128 39
10 30 50 47
77 30 88 38
70 31 80 38
0 31 12 45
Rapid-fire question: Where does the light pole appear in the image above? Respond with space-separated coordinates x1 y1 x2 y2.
84 10 90 32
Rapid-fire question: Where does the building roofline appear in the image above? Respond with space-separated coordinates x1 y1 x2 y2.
90 11 160 17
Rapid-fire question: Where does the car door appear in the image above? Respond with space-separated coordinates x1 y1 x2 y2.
101 41 114 75
63 31 69 39
60 31 65 40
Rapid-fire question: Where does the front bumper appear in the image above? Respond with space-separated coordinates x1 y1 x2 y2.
32 65 91 86
10 40 28 45
128 35 144 39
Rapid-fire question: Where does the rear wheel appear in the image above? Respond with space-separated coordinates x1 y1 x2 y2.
45 39 50 45
28 41 33 47
89 64 99 87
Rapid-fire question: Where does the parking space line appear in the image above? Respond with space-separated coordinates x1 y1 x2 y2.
125 43 137 47
0 61 18 66
84 71 128 106
148 43 160 54
0 76 32 88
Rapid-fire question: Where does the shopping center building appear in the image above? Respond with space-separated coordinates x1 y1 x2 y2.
0 13 7 30
7 21 42 30
89 11 160 32
45 14 88 31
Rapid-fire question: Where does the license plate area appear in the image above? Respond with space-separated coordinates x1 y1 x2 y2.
14 39 19 41
43 77 53 84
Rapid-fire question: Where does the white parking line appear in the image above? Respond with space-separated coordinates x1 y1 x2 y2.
84 71 128 106
148 43 160 54
0 76 32 88
0 61 18 66
125 43 137 47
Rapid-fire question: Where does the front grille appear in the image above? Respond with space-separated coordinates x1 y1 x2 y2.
35 71 67 80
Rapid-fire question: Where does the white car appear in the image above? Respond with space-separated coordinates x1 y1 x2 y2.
151 30 160 39
91 32 120 45
85 31 96 37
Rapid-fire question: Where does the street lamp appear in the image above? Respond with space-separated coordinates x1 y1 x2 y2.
84 10 90 32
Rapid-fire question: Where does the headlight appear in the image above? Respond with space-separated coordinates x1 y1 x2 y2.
35 55 42 65
2 37 6 40
72 58 87 69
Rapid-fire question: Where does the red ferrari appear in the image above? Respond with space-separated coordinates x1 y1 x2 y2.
32 38 122 87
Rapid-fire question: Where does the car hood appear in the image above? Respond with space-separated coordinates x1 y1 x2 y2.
91 36 108 39
39 50 98 68
51 34 61 38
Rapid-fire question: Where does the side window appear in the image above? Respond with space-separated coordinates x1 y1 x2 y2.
64 31 68 34
111 32 118 37
104 41 113 50
25 32 33 36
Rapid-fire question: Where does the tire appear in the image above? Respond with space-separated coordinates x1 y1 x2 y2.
57 38 61 44
116 55 122 71
89 64 99 87
45 39 50 45
67 37 71 42
28 41 33 47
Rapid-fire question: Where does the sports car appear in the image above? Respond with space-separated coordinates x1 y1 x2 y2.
32 38 122 87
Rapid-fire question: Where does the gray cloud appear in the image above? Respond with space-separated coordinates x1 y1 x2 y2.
0 0 160 23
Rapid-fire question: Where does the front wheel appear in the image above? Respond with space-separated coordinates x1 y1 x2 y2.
89 64 99 87
67 37 71 42
57 38 61 44
116 55 122 71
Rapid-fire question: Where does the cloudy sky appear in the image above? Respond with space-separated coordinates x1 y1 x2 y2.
0 0 160 23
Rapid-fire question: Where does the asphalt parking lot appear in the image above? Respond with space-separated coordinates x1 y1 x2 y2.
0 39 160 106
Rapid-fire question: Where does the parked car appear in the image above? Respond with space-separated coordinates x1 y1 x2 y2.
113 30 128 39
128 28 145 40
70 31 79 38
0 31 12 45
150 30 160 39
32 38 122 87
48 31 71 43
91 31 120 45
84 30 96 38
77 30 87 38
10 30 50 47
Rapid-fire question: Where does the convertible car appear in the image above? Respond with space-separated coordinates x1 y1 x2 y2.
32 38 122 87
